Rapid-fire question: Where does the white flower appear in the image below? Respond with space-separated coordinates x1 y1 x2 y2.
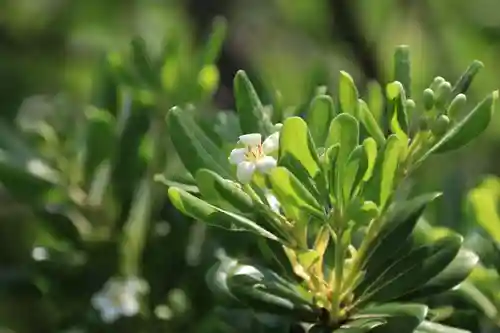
229 132 280 184
32 246 49 261
91 276 149 323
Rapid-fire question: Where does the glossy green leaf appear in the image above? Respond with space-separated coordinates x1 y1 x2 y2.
451 60 484 97
416 320 471 333
339 71 360 117
306 95 336 146
401 248 478 300
168 187 279 241
333 318 386 332
278 153 322 204
360 235 462 304
343 146 368 201
358 193 442 291
234 70 273 135
347 200 379 229
379 135 402 209
358 99 385 147
386 82 409 141
268 167 324 221
362 137 377 182
421 91 498 158
455 280 499 321
279 117 321 178
357 303 428 333
326 144 340 203
196 169 253 213
367 80 384 124
167 106 231 178
208 258 319 322
155 174 199 193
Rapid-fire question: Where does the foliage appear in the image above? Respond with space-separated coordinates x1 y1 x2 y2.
1 4 500 332
166 45 498 332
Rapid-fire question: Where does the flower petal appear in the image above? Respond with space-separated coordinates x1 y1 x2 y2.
101 306 121 323
255 156 277 174
121 296 140 317
238 133 262 146
229 148 247 165
236 161 256 184
262 132 279 154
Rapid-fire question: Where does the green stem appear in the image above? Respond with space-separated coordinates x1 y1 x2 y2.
340 215 383 294
331 228 344 319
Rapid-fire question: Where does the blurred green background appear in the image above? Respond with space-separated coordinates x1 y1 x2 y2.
1 0 500 332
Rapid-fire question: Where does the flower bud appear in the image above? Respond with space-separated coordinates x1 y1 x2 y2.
431 114 450 136
435 81 452 110
430 76 446 92
447 93 467 121
423 88 435 111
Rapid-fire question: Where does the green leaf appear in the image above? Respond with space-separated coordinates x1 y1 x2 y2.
306 95 336 146
339 71 360 117
0 150 59 205
416 320 471 333
121 178 154 275
362 137 378 182
278 153 322 204
268 167 324 222
131 37 158 88
154 174 199 193
326 144 340 203
356 303 428 333
347 200 379 230
394 45 411 98
201 17 227 65
326 114 359 158
455 280 499 321
421 91 498 157
379 135 403 209
208 258 319 322
325 113 359 207
358 99 385 147
196 169 254 213
83 107 115 186
168 187 279 241
367 81 384 124
279 117 321 178
332 318 386 332
386 82 409 141
359 235 462 304
466 176 500 242
357 193 442 293
401 248 478 299
343 146 368 201
451 60 484 97
167 106 231 178
234 70 273 135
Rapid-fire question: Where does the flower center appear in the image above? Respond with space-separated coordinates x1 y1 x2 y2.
244 144 264 162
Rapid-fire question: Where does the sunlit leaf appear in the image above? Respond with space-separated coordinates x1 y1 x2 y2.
306 95 336 146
